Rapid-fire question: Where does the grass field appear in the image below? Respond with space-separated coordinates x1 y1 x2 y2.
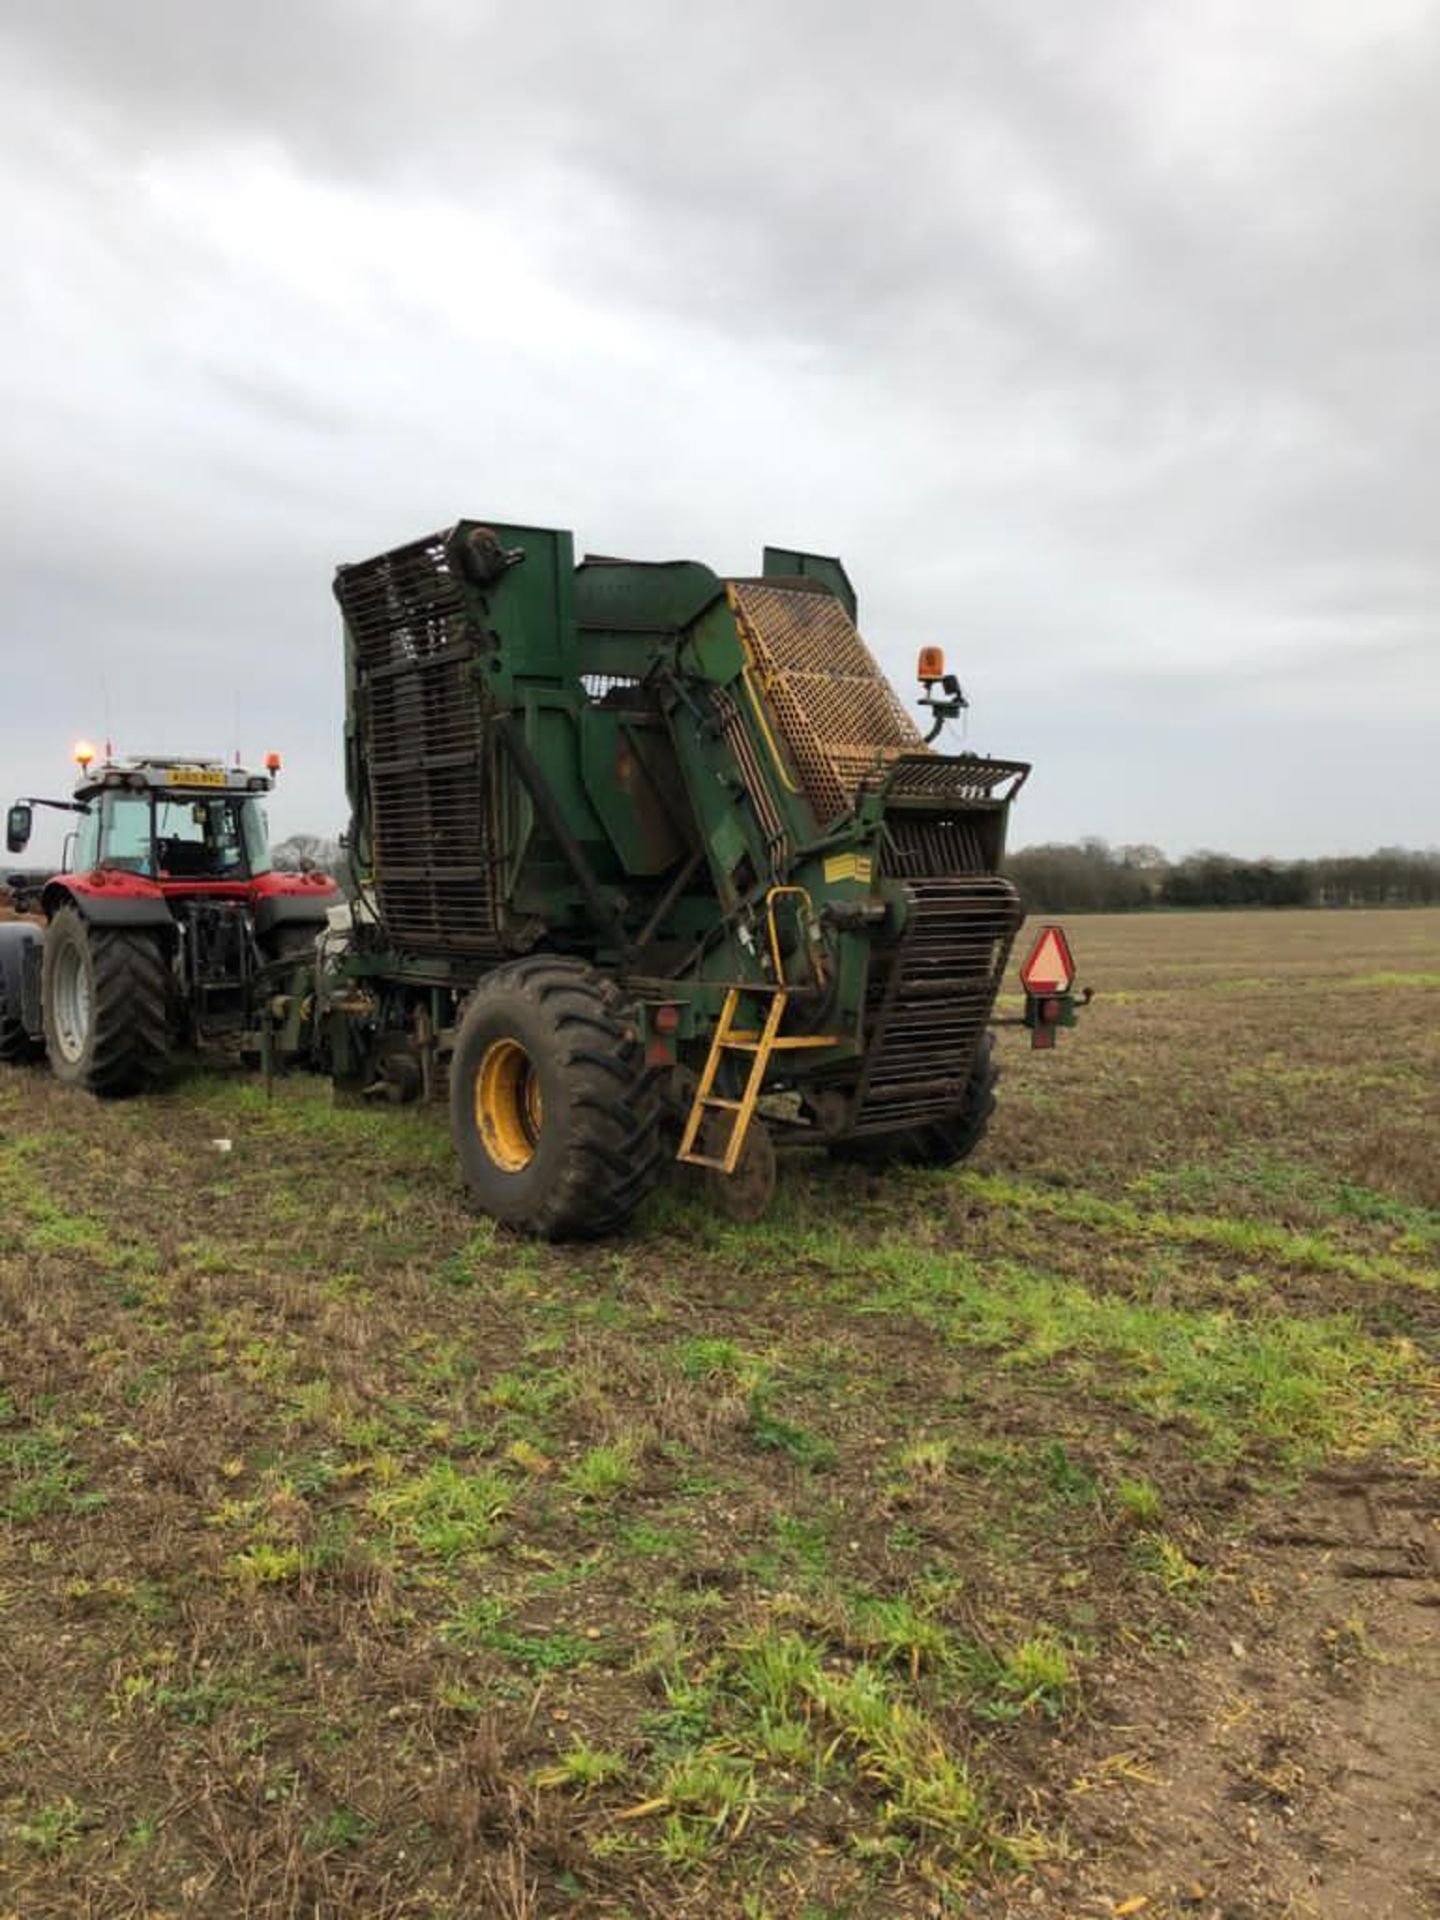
1 909 1437 1918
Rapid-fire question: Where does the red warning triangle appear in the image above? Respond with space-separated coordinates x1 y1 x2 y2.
1020 924 1075 993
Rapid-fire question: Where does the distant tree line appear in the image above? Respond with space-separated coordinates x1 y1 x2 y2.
1005 840 1440 913
271 833 344 876
271 829 1439 915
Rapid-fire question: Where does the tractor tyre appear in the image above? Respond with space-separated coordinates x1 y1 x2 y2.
450 955 663 1240
832 1031 1000 1170
41 907 172 1096
0 1016 38 1064
0 979 41 1066
0 925 43 1063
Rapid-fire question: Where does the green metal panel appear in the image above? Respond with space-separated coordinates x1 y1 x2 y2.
466 521 578 693
576 558 721 638
761 546 857 623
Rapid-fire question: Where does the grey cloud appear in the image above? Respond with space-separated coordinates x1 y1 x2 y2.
1 0 1436 859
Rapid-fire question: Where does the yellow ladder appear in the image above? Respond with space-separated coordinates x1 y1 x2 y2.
676 889 835 1175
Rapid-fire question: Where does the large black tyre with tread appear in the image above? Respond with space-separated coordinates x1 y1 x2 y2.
832 1031 1000 1170
0 980 41 1065
450 955 662 1240
0 1010 42 1064
0 925 43 1062
41 907 172 1096
0 1023 36 1063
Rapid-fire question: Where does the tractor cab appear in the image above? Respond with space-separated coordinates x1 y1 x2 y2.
7 746 281 892
69 757 276 888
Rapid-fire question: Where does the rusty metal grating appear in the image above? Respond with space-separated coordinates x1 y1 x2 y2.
728 582 922 825
335 529 500 956
881 813 993 878
880 753 1029 804
848 875 1023 1133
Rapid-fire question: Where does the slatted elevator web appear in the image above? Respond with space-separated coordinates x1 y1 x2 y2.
726 581 924 825
334 528 499 955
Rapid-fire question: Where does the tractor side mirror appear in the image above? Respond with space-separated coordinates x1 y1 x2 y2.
6 803 32 854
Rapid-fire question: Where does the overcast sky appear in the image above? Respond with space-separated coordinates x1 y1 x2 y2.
3 0 1436 863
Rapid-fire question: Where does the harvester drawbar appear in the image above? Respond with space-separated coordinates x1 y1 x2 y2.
318 520 1084 1236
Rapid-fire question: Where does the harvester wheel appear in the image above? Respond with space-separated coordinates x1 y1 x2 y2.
450 956 663 1239
834 1030 999 1170
41 907 172 1096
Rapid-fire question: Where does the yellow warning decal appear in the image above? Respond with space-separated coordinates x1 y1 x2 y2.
823 853 873 885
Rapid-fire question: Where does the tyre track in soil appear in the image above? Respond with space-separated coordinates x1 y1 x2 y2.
996 1468 1440 1920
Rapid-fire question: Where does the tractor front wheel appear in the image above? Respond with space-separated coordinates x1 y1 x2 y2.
450 956 662 1239
41 908 172 1096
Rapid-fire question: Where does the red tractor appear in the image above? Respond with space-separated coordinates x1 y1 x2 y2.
1 746 338 1093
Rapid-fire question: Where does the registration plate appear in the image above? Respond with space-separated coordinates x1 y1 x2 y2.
165 767 227 787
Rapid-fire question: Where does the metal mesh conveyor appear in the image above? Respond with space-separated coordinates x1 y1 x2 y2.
335 529 500 955
727 582 923 825
847 874 1023 1132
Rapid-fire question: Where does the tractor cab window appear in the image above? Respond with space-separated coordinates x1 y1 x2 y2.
98 793 154 873
240 799 272 876
154 798 246 878
73 804 101 873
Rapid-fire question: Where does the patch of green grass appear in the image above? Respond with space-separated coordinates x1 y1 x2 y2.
443 1595 604 1673
225 1542 314 1586
993 1635 1076 1717
745 1385 838 1471
616 1518 694 1559
485 1368 572 1418
163 1674 276 1727
305 1807 373 1851
809 1662 992 1851
837 1593 951 1676
634 1619 1028 1873
0 1134 121 1261
1130 1153 1440 1250
9 1798 88 1857
895 1436 953 1482
960 1171 1438 1291
434 1224 504 1288
1037 1440 1100 1505
662 1748 758 1827
0 1426 105 1523
1111 1475 1165 1525
368 1460 510 1561
804 1232 1434 1466
1133 1533 1212 1593
565 1440 641 1502
672 1336 764 1385
533 1740 629 1794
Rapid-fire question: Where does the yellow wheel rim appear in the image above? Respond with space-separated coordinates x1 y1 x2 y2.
476 1038 543 1173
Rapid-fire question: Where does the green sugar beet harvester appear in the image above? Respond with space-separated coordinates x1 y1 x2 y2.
311 519 1083 1236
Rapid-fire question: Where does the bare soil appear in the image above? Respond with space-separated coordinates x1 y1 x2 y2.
0 908 1436 1918
1013 1471 1440 1919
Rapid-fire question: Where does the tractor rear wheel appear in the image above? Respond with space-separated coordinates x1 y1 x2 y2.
833 1031 1000 1170
41 907 172 1096
450 956 662 1239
